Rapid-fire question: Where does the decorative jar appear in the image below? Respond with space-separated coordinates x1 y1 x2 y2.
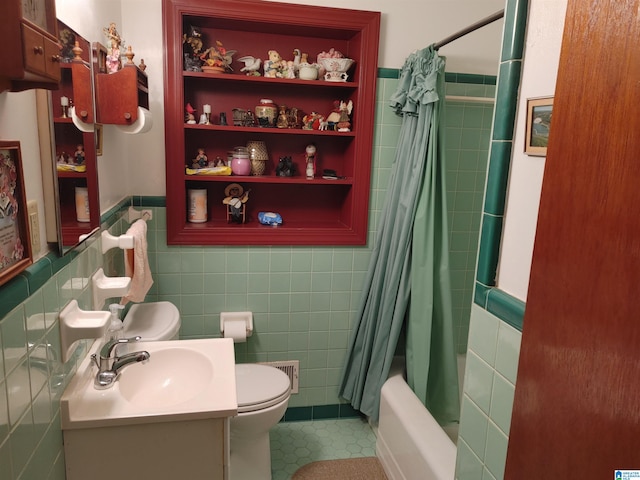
255 99 277 127
231 146 251 175
246 140 269 176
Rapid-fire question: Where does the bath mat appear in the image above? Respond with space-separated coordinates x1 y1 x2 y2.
291 457 388 480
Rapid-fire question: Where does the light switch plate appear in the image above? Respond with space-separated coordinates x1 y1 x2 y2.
27 200 40 256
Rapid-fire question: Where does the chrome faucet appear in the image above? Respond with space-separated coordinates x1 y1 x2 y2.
90 336 150 389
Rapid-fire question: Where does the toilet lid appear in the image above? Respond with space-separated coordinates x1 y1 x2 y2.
122 302 181 341
235 364 291 413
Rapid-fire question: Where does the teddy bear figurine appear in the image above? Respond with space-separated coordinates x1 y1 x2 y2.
264 50 286 78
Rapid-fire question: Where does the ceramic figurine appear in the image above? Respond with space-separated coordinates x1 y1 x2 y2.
104 22 123 73
264 50 286 78
277 105 289 128
193 148 208 168
59 28 76 63
200 40 236 73
305 144 316 180
223 183 250 223
183 25 204 71
337 100 353 132
185 103 197 124
74 144 85 165
238 56 262 75
325 100 342 130
275 157 296 177
302 111 325 130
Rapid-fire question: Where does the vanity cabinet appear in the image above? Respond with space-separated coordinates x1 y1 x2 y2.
162 0 380 245
0 0 61 92
52 24 100 246
64 418 228 480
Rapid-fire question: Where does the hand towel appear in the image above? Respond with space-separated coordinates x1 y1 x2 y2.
121 219 153 304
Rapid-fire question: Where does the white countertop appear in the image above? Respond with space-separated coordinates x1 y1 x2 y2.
61 338 238 430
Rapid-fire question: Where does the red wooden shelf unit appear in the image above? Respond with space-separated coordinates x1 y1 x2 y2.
162 0 380 245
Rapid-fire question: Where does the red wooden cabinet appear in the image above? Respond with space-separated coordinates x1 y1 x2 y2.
0 0 61 92
162 0 380 245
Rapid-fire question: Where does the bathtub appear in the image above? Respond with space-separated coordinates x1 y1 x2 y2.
376 355 465 480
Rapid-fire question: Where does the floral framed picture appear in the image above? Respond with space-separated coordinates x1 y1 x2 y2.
525 97 554 156
0 141 32 286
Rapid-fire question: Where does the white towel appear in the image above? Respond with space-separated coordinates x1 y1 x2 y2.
120 219 153 304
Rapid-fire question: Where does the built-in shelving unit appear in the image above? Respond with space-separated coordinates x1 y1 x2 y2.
162 0 380 245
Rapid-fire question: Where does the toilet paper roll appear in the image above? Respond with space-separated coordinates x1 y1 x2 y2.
70 106 94 132
223 319 247 343
117 107 153 134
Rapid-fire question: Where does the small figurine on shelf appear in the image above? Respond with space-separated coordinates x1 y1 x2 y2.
302 111 325 130
223 183 250 224
58 28 76 63
200 40 236 73
305 144 317 180
275 156 296 177
238 56 262 76
74 144 86 165
104 22 123 73
183 25 204 72
219 112 228 126
337 100 353 132
264 50 286 78
276 105 289 128
325 100 342 131
185 103 197 124
193 148 208 168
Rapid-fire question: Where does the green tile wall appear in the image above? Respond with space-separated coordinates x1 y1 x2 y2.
457 305 521 480
0 238 106 480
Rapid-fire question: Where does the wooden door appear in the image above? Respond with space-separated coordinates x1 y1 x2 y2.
505 0 640 477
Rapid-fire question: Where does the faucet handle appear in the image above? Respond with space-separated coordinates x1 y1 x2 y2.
100 336 143 359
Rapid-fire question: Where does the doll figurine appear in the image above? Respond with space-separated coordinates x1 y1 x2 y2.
305 144 316 180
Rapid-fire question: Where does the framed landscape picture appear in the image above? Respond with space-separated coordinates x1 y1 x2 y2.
0 141 33 285
525 97 554 156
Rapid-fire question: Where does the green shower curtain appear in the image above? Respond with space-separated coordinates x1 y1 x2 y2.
339 46 459 424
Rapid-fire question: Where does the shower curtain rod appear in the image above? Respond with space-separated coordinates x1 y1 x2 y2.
434 9 505 50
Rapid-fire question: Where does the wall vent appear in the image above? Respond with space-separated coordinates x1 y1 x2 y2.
260 360 299 394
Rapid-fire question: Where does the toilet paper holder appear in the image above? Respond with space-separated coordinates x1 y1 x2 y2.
220 311 253 340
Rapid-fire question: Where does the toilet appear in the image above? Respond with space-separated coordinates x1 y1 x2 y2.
122 302 291 480
231 363 291 480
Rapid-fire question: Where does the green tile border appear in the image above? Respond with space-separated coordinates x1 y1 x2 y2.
377 68 399 79
445 72 497 85
377 67 497 86
474 0 529 333
282 403 364 422
486 289 525 331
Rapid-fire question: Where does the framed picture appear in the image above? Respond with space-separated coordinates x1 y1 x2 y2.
525 97 554 156
0 141 33 286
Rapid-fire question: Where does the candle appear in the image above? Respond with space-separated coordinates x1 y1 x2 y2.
203 104 211 114
61 96 69 107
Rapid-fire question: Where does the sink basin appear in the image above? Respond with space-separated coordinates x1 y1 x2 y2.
60 338 237 429
118 347 213 408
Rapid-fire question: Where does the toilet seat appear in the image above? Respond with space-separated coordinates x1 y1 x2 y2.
235 364 291 413
123 301 181 341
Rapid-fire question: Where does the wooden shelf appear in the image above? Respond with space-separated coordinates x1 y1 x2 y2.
163 0 380 246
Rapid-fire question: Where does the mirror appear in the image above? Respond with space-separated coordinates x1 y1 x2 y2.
39 0 131 254
49 20 101 252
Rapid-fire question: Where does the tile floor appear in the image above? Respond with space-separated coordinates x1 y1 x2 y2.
270 417 378 479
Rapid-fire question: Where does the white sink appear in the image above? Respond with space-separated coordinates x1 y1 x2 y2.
118 347 213 408
60 338 237 429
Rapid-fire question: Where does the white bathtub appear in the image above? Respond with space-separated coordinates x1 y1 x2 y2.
376 355 465 480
